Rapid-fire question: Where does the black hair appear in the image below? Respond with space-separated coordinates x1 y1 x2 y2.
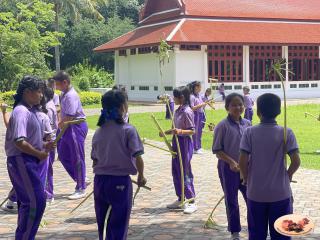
97 90 127 126
188 81 201 95
112 84 128 100
257 93 281 119
44 85 54 102
47 78 55 88
13 76 45 108
173 86 191 106
53 71 70 83
225 93 244 110
205 88 212 93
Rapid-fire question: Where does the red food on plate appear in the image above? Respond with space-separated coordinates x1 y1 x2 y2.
282 218 310 233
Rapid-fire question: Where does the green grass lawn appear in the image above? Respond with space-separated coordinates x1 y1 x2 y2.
87 104 320 170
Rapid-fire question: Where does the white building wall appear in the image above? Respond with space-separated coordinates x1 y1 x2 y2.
175 46 206 89
116 50 175 101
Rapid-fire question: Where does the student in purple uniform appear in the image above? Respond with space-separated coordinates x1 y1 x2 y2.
1 104 18 213
91 90 147 240
35 93 54 204
239 93 301 240
189 81 207 154
157 94 175 120
243 86 254 122
163 86 197 214
212 93 251 240
5 76 55 239
53 71 88 200
44 86 58 202
219 83 226 101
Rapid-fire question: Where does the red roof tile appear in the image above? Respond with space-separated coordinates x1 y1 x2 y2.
94 22 179 52
183 0 320 21
170 20 320 44
140 0 182 21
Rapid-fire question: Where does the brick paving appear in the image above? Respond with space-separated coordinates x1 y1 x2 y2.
0 118 319 239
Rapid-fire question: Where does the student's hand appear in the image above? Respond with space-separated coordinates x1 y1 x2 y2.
137 174 147 187
44 141 56 152
159 131 165 137
288 172 293 182
229 161 240 172
37 151 49 161
58 121 64 129
172 128 182 135
0 103 8 113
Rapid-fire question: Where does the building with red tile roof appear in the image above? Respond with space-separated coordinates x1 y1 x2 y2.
94 0 320 101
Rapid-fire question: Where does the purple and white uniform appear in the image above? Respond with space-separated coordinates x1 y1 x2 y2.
190 93 205 151
45 100 58 199
172 104 196 200
240 120 298 240
36 110 53 199
165 95 174 120
91 121 144 240
244 94 254 122
212 115 251 233
5 104 46 239
58 87 88 191
53 93 60 107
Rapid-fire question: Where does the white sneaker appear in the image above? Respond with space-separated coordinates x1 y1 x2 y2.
166 200 183 209
1 200 18 213
194 149 203 154
183 203 197 214
68 190 86 200
231 232 240 240
47 198 54 204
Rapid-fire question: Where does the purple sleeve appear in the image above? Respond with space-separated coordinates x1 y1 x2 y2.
184 110 195 130
190 95 196 108
286 128 299 154
240 128 252 153
212 122 225 153
63 94 79 116
11 108 29 141
126 126 144 157
53 94 60 106
91 132 98 161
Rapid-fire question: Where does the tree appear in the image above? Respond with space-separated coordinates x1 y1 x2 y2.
49 0 108 71
0 0 62 91
60 15 134 70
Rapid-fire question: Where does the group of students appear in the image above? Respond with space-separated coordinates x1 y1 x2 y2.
1 72 91 239
1 73 300 240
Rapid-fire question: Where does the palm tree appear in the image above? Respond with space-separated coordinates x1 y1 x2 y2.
51 0 108 71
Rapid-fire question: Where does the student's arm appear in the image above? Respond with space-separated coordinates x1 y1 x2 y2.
191 102 207 111
1 104 10 128
287 151 300 181
216 151 239 172
239 151 249 183
136 155 147 186
15 140 48 160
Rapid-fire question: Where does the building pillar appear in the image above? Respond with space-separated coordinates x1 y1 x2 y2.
202 45 209 90
114 50 119 85
243 45 250 86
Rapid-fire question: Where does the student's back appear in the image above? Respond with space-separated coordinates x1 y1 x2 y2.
242 123 297 202
92 121 142 176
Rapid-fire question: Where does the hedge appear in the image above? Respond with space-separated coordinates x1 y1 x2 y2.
0 91 101 106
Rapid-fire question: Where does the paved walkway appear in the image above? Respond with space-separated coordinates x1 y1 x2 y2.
0 121 319 239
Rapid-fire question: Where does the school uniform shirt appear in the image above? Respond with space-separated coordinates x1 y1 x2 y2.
240 120 299 202
190 94 204 113
5 104 42 157
53 93 60 106
91 122 144 176
35 111 53 141
60 87 85 119
212 115 251 161
244 94 254 109
174 105 195 133
46 100 58 131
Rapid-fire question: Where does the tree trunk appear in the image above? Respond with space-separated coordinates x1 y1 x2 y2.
54 3 60 72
